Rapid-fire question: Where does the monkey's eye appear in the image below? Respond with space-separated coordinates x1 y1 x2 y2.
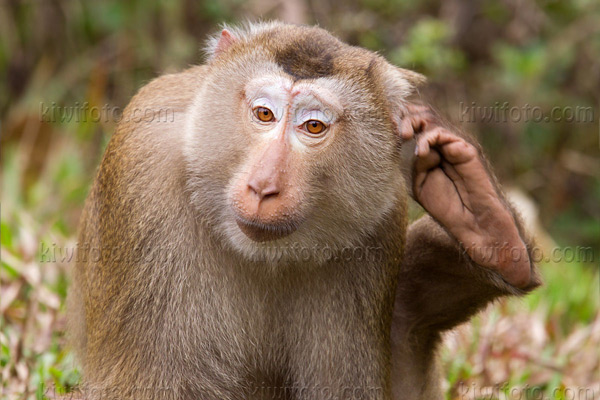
254 107 275 123
303 120 327 135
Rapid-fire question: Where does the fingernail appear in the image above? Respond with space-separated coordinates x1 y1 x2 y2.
414 144 419 156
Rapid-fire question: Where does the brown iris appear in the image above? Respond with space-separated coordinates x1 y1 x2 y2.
304 120 326 135
254 107 274 122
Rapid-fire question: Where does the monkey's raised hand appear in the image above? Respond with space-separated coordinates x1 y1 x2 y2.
400 104 531 288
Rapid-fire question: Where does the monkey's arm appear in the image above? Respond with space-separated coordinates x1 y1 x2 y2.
394 103 541 330
391 104 541 399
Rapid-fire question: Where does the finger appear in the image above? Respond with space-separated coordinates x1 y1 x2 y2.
405 104 436 134
437 139 478 165
417 128 476 163
395 104 431 140
415 135 429 158
414 147 441 176
399 117 415 140
413 148 441 192
415 127 449 157
426 129 461 147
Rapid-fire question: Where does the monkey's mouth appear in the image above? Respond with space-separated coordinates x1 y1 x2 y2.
235 215 300 242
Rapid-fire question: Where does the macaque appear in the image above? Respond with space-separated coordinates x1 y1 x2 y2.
68 21 540 400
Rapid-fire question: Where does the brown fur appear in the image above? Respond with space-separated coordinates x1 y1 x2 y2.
68 22 540 400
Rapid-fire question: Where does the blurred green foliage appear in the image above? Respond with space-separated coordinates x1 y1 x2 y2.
391 18 466 74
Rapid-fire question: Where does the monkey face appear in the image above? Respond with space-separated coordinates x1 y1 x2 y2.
227 75 344 243
183 23 422 263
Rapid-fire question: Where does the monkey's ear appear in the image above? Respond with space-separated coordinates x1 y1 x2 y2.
215 30 237 56
206 29 239 60
381 63 426 122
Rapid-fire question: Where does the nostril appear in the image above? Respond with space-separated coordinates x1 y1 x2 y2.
261 186 280 199
247 180 280 200
248 180 261 196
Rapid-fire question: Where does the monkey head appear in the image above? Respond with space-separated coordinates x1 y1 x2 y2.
183 22 425 263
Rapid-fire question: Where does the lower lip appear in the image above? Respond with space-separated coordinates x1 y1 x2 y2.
235 216 297 242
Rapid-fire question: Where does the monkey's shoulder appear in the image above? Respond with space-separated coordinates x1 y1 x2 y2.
132 65 206 109
105 65 207 158
114 65 207 141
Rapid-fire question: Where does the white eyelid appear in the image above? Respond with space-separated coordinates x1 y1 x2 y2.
251 97 274 110
251 98 283 121
295 110 333 126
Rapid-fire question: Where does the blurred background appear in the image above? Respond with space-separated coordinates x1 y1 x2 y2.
1 0 598 398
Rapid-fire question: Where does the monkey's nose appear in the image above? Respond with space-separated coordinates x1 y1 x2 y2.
247 179 280 200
